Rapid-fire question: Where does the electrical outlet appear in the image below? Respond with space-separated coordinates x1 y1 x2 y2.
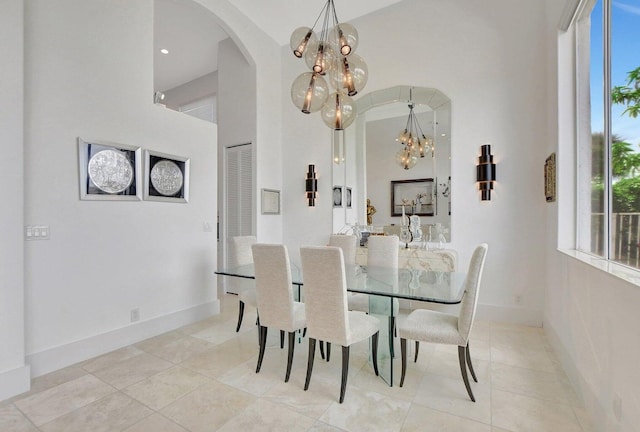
130 308 140 323
515 294 523 305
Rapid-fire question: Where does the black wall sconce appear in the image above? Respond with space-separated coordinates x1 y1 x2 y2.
305 164 318 206
476 144 496 200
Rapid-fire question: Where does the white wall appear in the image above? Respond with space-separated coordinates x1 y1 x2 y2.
217 36 255 276
195 0 283 246
544 0 640 429
0 0 31 400
282 0 548 325
164 70 218 112
23 0 218 377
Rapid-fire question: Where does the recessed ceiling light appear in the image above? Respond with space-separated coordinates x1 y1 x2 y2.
160 48 169 54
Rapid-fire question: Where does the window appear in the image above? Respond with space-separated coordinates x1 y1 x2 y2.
576 0 640 268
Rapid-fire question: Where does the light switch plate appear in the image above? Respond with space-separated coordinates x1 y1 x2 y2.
26 225 50 240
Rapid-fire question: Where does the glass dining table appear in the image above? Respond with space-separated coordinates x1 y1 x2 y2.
215 263 467 386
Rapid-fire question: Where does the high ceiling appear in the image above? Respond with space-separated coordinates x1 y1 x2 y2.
154 0 404 91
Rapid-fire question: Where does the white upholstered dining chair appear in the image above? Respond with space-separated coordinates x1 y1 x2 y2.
398 243 488 402
328 234 358 266
300 246 380 403
326 234 360 360
229 236 257 332
252 243 306 382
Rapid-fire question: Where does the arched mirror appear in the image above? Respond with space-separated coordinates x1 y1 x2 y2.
333 86 451 242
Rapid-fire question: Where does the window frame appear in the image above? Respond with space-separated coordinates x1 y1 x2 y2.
575 0 640 269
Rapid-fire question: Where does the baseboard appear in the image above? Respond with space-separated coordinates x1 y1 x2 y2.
0 364 31 401
27 299 220 378
476 303 543 327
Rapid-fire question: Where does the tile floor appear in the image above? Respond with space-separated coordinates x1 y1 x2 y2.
0 294 593 432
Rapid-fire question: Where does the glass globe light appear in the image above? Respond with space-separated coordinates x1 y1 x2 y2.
396 148 417 170
328 54 368 96
396 129 409 143
321 92 357 130
417 140 426 158
291 72 329 114
406 133 415 148
290 27 317 58
409 144 420 158
304 40 335 75
329 23 359 56
424 135 434 151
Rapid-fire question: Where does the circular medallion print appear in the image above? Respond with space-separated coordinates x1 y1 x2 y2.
150 160 183 196
88 149 134 194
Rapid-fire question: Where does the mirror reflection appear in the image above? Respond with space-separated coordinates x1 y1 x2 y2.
333 86 451 242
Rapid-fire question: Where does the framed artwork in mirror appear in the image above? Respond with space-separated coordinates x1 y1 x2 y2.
78 138 142 201
144 150 190 203
391 178 435 216
333 186 343 207
346 187 352 208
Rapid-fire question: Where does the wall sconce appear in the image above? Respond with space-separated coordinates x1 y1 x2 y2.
305 164 318 206
476 144 496 200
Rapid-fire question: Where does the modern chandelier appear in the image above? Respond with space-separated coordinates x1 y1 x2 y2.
289 0 368 130
395 92 433 170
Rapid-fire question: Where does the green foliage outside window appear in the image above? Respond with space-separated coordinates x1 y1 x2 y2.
592 67 640 213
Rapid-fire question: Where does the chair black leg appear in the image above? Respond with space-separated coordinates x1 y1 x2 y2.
414 341 420 363
256 326 268 373
285 331 296 382
236 301 245 332
371 331 379 376
326 342 331 362
319 341 325 360
388 316 395 358
304 338 316 390
400 338 407 387
458 345 475 402
280 330 285 349
339 346 350 403
256 316 261 345
466 342 477 382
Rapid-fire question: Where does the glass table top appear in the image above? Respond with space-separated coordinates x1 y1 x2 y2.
215 264 466 305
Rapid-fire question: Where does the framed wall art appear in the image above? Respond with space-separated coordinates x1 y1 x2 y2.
78 138 142 201
391 178 435 216
261 189 280 214
144 150 190 203
544 152 556 202
346 187 352 208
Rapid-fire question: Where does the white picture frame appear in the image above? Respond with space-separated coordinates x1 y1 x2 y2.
333 186 343 208
261 188 280 214
143 150 190 203
78 138 142 201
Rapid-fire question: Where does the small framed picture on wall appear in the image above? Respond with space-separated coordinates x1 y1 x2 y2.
78 138 142 201
144 150 190 203
333 186 343 207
